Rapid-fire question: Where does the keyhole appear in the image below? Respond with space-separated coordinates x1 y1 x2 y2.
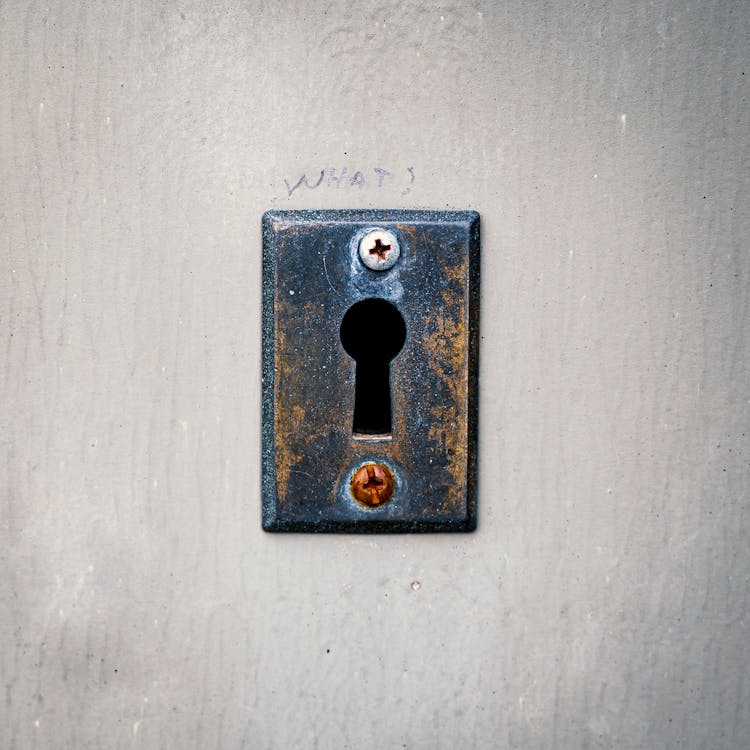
340 298 407 437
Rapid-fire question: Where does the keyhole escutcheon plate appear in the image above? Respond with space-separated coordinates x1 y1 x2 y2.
262 209 480 533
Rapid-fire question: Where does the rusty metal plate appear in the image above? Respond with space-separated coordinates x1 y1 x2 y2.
262 209 480 532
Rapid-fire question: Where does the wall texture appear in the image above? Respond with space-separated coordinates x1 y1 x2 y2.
1 1 748 748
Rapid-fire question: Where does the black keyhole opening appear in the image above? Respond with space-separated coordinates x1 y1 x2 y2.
340 298 407 437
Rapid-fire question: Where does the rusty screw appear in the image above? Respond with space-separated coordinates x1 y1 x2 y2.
350 462 395 507
358 228 400 271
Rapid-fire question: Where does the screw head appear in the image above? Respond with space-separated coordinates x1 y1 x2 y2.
358 228 400 271
350 462 395 507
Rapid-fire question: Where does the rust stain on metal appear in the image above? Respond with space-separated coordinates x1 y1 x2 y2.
423 262 468 509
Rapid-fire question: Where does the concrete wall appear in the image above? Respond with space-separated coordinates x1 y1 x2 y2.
2 1 748 747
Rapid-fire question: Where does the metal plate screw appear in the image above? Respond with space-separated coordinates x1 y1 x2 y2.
358 228 400 271
350 462 395 507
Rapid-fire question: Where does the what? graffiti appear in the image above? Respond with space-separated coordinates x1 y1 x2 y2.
283 166 415 198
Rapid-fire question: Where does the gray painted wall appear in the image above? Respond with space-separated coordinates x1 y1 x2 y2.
2 1 748 748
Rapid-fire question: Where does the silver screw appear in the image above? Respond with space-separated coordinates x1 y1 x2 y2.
358 228 400 271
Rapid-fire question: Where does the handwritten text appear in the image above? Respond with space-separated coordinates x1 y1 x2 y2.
283 166 415 198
